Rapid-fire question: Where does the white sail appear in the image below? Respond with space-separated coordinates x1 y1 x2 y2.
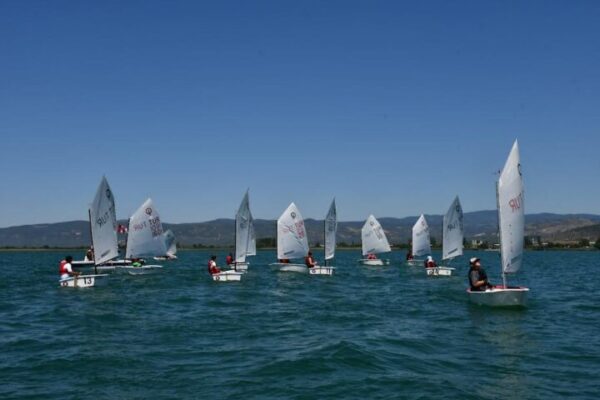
277 203 309 260
89 176 119 265
125 198 167 258
442 196 464 261
324 199 337 260
235 191 253 263
247 214 256 256
498 140 525 274
361 215 391 256
412 214 431 257
163 229 177 256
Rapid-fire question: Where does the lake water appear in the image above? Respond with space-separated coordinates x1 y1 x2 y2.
0 250 598 399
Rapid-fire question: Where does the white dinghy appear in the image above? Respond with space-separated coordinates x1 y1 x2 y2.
357 215 391 266
62 176 118 287
407 214 430 267
212 270 243 282
154 230 178 261
120 198 165 274
310 199 336 276
468 140 529 307
232 190 256 272
60 274 109 288
428 197 463 277
270 203 310 273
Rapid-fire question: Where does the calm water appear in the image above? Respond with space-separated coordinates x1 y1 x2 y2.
0 250 598 399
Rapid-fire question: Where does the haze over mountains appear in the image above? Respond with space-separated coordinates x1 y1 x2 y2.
2 211 600 248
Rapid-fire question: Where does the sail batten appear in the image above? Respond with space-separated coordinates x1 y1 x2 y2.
442 197 464 261
125 198 167 258
277 203 309 260
324 199 337 260
361 215 391 256
412 214 431 257
498 140 525 274
89 176 119 265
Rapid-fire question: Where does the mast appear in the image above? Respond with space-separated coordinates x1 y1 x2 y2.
324 216 327 267
89 208 97 275
496 180 506 288
233 207 237 271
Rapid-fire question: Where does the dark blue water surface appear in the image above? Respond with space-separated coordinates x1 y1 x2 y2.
0 250 598 399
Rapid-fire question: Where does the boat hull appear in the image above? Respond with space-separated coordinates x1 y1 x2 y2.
406 259 424 267
118 265 163 275
269 263 309 273
357 259 390 266
233 262 249 272
212 271 243 282
59 274 109 288
467 286 529 307
426 266 455 276
309 267 335 276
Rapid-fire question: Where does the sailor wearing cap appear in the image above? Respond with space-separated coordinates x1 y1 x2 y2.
425 255 437 268
468 257 493 291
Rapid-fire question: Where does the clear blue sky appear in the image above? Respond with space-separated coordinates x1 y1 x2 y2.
1 1 599 227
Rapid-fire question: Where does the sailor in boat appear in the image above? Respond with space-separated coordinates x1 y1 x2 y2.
131 258 145 268
84 247 94 262
304 252 317 269
468 257 493 291
208 255 221 275
225 253 234 267
424 256 437 269
406 250 413 261
367 253 377 260
59 256 80 280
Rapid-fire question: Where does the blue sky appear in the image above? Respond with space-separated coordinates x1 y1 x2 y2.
1 1 599 227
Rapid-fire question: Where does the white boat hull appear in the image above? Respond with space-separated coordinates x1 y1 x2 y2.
232 262 249 272
426 266 455 276
118 265 163 275
59 274 109 288
153 256 177 261
357 259 390 266
212 271 243 282
269 263 309 273
467 286 529 307
406 259 424 267
309 266 335 276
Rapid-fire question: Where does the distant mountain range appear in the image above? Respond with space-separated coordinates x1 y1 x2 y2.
2 211 600 248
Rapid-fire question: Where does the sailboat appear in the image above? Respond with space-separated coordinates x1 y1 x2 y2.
60 177 115 287
153 230 177 261
357 215 391 266
270 202 310 273
119 198 165 274
468 140 529 307
428 197 463 276
309 199 336 275
407 214 430 266
232 190 255 272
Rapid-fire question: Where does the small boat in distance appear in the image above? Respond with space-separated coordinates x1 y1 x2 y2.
153 229 177 261
60 176 115 287
120 198 165 274
310 199 336 276
428 197 463 277
270 202 310 273
357 215 391 266
467 140 529 307
407 214 430 266
232 190 255 272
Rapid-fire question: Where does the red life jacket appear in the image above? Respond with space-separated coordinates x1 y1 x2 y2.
59 260 68 275
426 260 436 268
207 260 219 275
225 255 233 265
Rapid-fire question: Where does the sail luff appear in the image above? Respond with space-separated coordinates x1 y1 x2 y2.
277 203 309 260
125 198 167 258
324 199 337 260
412 214 431 257
89 176 119 265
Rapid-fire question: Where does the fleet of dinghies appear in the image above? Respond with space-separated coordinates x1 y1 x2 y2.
58 140 530 307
